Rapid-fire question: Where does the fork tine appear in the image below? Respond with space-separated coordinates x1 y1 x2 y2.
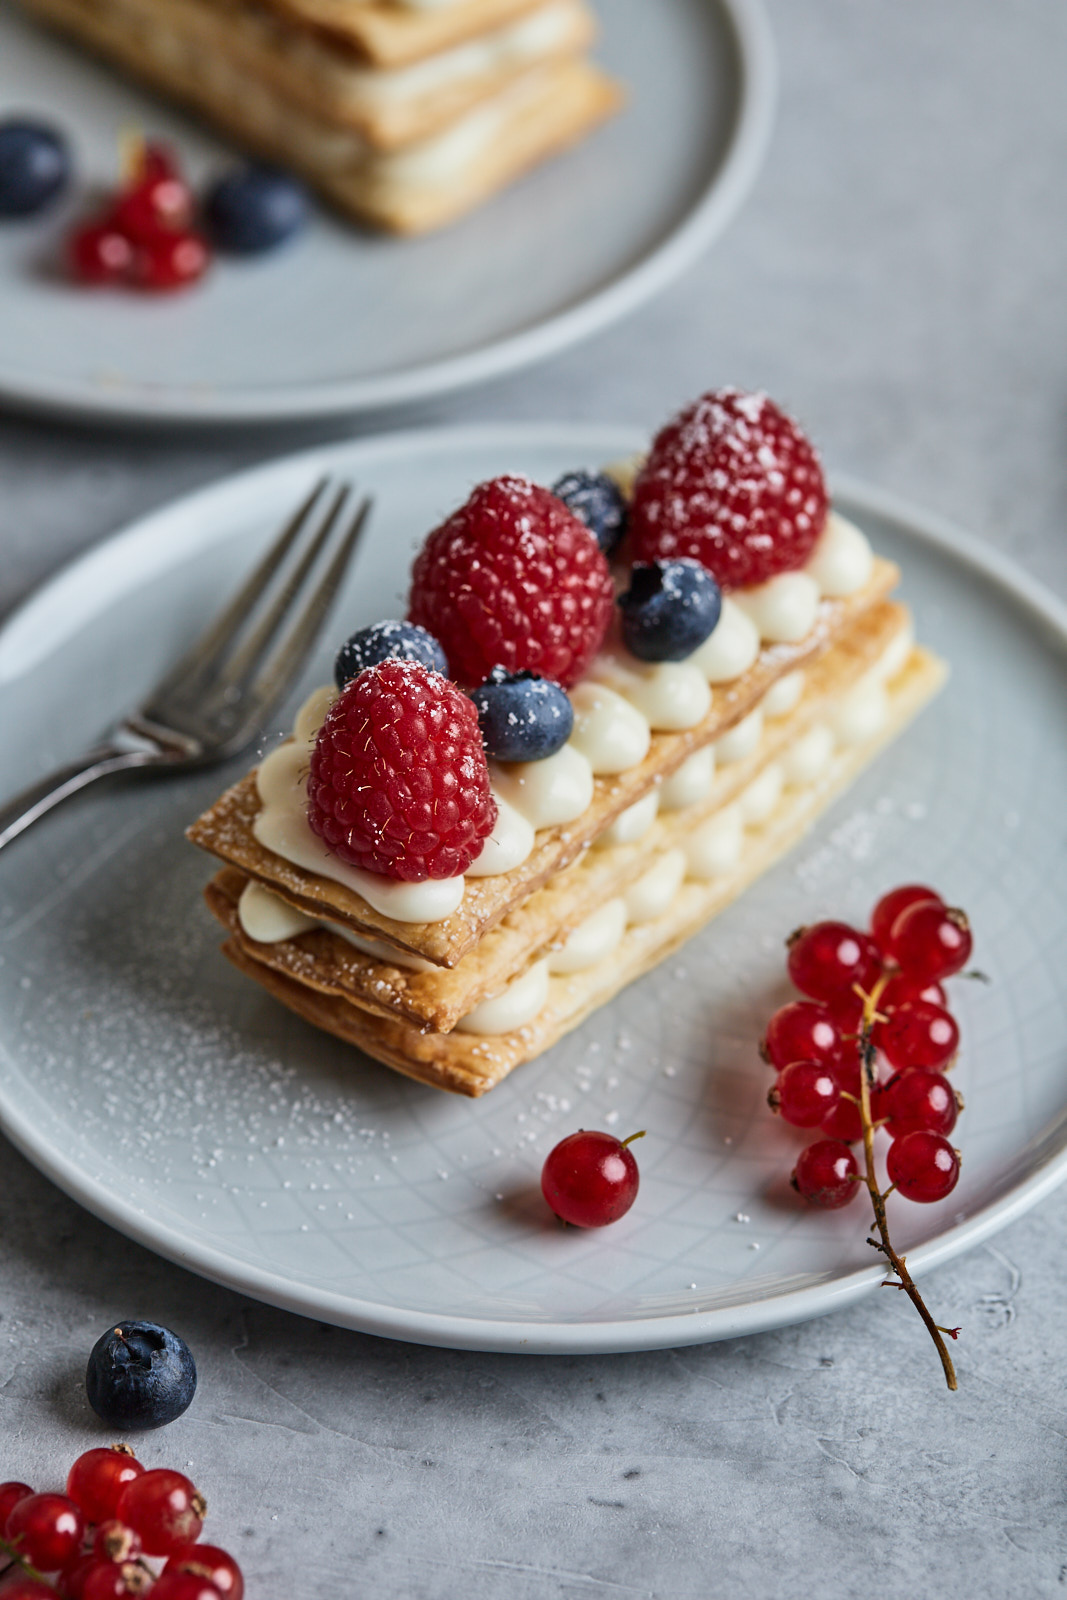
206 480 355 700
147 475 332 707
234 496 374 734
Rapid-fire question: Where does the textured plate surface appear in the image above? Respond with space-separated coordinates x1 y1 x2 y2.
0 0 773 423
1 424 1065 1353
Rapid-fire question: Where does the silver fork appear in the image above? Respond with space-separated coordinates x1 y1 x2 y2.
0 477 371 853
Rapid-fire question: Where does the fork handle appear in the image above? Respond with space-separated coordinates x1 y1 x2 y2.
0 745 166 854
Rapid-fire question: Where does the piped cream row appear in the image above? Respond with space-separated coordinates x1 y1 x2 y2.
250 510 876 925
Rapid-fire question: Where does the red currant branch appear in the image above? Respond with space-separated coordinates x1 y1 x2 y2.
854 976 959 1391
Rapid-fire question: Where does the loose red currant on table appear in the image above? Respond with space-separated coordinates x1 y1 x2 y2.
111 166 193 242
762 1000 843 1072
68 224 134 286
4 1494 84 1573
116 1470 205 1558
786 921 882 1004
881 1072 960 1139
131 231 210 292
885 900 973 980
870 884 942 952
0 1484 33 1528
791 1140 860 1208
164 1546 243 1600
879 1000 959 1072
768 1060 840 1128
886 1130 961 1202
541 1130 643 1227
66 1448 143 1524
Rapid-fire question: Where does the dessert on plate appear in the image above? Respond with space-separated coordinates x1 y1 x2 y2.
20 0 622 232
188 389 947 1095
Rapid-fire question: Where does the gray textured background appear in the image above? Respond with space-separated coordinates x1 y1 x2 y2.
3 2 1067 1595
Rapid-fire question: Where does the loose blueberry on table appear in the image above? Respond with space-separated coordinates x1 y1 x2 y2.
763 882 972 1388
541 1129 644 1227
85 1321 197 1431
0 119 71 217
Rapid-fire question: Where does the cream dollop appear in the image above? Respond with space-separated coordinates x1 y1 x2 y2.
805 513 874 597
691 598 761 683
658 746 716 811
547 900 627 974
489 743 594 830
455 959 550 1035
738 762 784 824
589 652 711 732
832 679 890 746
781 723 835 788
732 572 821 645
762 669 805 719
684 805 744 880
714 707 764 765
594 789 659 849
465 794 535 877
569 682 652 774
624 849 687 924
238 879 316 943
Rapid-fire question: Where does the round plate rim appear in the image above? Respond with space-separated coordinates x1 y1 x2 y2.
0 0 776 427
1 424 1066 1353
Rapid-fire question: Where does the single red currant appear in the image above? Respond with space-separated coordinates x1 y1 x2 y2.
887 1130 961 1202
879 1001 959 1072
870 884 942 952
541 1129 643 1227
0 1484 33 1529
763 1000 843 1072
878 972 947 1013
5 1495 84 1573
66 1448 144 1524
116 1471 205 1558
56 1555 97 1600
791 1140 860 1208
132 231 209 292
886 901 973 980
787 921 882 1003
882 1072 960 1139
139 140 179 182
80 1564 152 1600
111 174 193 242
91 1524 141 1566
150 1573 225 1600
819 1095 864 1143
830 1050 862 1096
164 1546 243 1600
768 1060 840 1128
68 224 134 285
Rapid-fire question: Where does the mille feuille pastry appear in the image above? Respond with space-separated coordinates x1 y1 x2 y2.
188 388 947 1095
21 0 622 232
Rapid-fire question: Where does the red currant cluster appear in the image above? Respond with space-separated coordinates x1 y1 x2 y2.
763 884 972 1209
68 142 209 293
0 1450 241 1600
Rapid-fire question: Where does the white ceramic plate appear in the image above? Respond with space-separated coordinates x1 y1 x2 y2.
1 424 1066 1354
0 0 773 425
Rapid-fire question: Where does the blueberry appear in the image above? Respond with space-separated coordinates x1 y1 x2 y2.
204 164 307 254
617 558 722 663
0 120 70 218
85 1321 197 1431
551 470 628 557
472 668 574 762
334 620 448 689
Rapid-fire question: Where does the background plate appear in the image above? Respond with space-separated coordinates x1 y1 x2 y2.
1 424 1065 1353
0 0 773 424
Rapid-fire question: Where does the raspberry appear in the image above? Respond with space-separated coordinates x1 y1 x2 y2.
630 389 829 590
407 476 614 688
306 661 496 882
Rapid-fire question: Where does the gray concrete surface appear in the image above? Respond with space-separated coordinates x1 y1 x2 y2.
3 2 1067 1595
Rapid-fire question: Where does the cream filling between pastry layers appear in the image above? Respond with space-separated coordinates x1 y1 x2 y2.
250 511 876 924
240 626 912 1032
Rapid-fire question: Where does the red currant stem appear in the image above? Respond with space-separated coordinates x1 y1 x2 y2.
854 975 959 1392
0 1535 47 1584
620 1130 646 1149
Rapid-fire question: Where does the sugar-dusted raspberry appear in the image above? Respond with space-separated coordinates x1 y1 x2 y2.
407 475 614 688
630 389 829 590
306 661 497 882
